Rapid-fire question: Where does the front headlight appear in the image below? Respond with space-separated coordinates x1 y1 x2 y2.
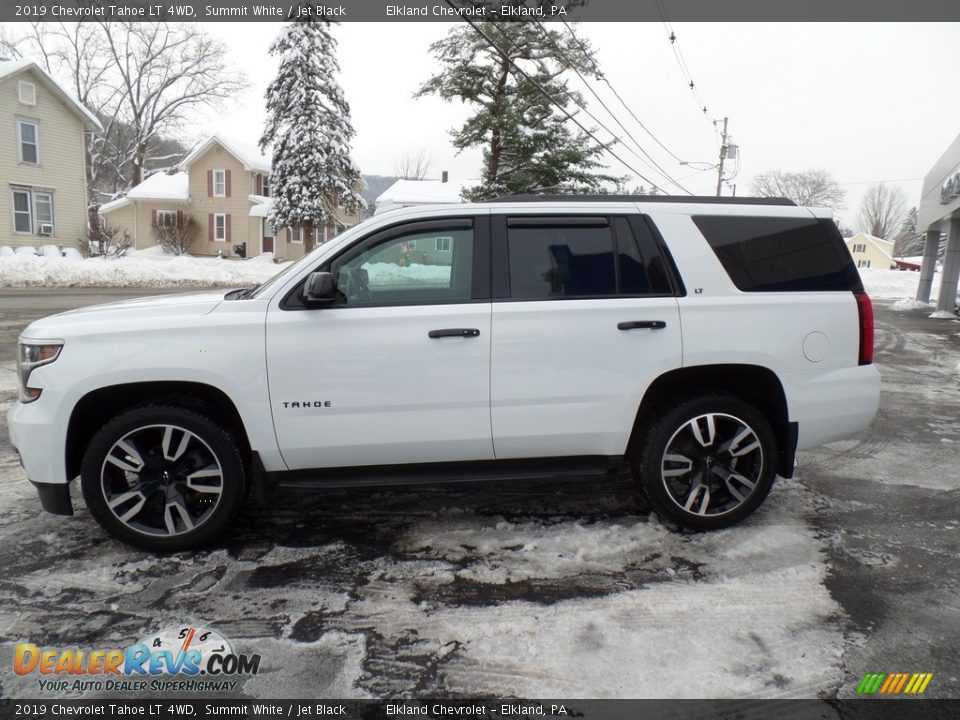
17 342 63 403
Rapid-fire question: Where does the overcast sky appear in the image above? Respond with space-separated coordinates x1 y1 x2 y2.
200 22 960 226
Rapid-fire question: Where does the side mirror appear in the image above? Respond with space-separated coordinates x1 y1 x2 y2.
303 271 337 307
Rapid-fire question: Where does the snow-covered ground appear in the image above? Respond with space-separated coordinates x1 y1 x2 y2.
0 248 288 289
0 249 458 291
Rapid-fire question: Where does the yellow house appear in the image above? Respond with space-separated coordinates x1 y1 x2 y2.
100 133 361 260
1 59 102 249
846 232 893 270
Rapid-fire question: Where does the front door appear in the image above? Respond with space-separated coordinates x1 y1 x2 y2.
490 213 683 459
266 216 493 470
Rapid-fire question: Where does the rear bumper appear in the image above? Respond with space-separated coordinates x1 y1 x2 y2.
32 480 73 516
786 364 881 450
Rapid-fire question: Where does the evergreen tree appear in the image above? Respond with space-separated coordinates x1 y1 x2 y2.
261 16 364 233
417 21 616 201
893 206 924 257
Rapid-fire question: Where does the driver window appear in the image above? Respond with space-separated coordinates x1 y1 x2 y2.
332 226 474 306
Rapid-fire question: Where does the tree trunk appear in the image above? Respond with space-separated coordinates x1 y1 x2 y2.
486 56 511 184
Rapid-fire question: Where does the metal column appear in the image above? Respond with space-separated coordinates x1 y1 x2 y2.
915 229 942 303
934 217 960 314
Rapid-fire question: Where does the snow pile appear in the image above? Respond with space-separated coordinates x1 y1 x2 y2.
363 262 450 286
891 298 933 312
0 252 290 289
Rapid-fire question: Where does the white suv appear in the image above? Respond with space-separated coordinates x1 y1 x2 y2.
9 196 880 551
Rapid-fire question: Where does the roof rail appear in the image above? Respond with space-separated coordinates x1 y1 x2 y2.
482 194 797 206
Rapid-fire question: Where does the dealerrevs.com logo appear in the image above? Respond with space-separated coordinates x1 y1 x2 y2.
14 626 261 693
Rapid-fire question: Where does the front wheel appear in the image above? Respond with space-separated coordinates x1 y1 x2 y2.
632 395 778 531
80 405 246 551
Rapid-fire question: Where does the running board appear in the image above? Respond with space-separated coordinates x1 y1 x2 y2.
268 456 625 492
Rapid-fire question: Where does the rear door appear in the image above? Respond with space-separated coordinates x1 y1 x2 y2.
489 213 683 459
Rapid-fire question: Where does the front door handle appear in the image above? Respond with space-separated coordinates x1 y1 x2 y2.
618 320 667 331
428 328 481 339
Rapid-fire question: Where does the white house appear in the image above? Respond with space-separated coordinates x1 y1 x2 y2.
375 177 465 215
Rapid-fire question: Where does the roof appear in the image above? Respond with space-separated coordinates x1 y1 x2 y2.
484 194 797 206
847 231 894 259
249 196 272 218
180 134 271 173
375 179 465 209
99 171 189 213
0 59 102 132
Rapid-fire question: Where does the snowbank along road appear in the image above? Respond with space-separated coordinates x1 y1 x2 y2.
0 289 957 700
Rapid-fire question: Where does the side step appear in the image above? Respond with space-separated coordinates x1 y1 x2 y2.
268 455 626 492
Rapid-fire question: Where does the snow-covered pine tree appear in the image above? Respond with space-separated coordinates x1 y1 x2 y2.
260 16 364 235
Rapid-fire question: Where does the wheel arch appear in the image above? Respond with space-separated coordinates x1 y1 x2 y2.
627 364 797 477
66 381 252 481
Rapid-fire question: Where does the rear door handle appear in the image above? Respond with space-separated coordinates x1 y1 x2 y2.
618 320 667 330
428 328 481 339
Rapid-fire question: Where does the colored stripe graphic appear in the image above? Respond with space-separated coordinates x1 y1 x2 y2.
858 672 933 695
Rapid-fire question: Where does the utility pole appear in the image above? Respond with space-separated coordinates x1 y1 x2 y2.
715 116 729 196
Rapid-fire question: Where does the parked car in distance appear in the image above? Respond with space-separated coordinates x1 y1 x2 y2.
9 195 880 551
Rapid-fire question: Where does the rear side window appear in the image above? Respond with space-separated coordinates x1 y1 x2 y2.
507 221 617 299
693 215 863 292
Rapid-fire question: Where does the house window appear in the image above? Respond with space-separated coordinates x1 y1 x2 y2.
157 210 177 228
18 81 36 106
213 170 226 197
852 243 866 253
435 236 452 252
214 213 226 241
12 189 32 234
262 176 270 197
290 226 303 244
18 120 39 164
11 188 54 235
34 191 53 233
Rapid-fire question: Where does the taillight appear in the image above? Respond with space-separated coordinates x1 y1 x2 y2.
854 291 874 365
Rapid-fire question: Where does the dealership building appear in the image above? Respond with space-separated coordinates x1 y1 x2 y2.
916 132 960 313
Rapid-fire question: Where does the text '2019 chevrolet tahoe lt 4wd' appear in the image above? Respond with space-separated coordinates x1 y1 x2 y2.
9 196 880 551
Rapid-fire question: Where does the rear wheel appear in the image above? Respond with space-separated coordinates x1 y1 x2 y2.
633 395 777 531
80 405 245 551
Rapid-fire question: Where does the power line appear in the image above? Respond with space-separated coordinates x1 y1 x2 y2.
838 177 923 185
559 19 689 166
520 20 692 194
447 6 668 193
654 0 721 142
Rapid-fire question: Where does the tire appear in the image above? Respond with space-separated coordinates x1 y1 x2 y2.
632 394 777 531
80 404 246 552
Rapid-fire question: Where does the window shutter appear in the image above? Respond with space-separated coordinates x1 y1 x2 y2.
207 170 213 197
151 209 157 227
226 214 232 242
255 174 262 195
225 170 232 197
208 213 214 241
176 210 183 228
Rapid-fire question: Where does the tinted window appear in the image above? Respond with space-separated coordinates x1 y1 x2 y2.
693 215 862 292
507 223 616 299
332 227 473 305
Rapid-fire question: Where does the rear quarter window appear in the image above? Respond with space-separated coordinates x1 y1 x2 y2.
692 215 863 292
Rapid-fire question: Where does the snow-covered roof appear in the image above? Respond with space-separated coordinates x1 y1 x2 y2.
848 231 894 259
0 59 102 132
375 179 465 213
99 171 190 214
249 196 272 218
180 134 272 173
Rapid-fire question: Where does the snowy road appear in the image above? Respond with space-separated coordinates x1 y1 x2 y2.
0 290 957 700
